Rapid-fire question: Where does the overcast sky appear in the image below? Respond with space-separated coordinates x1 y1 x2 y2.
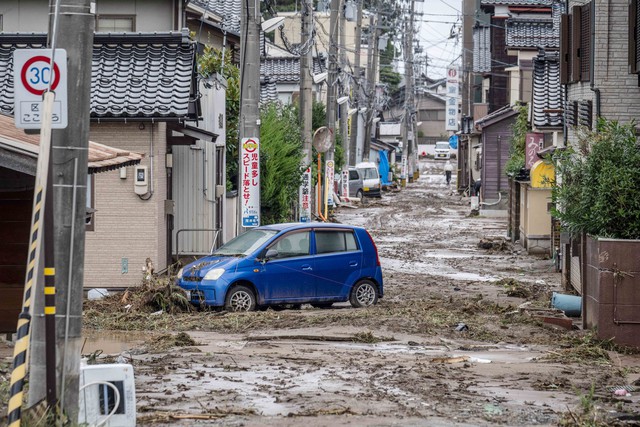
414 0 463 79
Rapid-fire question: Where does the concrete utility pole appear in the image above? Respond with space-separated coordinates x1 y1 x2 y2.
339 0 348 166
348 0 362 165
239 0 261 230
300 0 313 166
325 0 340 162
363 11 378 161
405 0 416 181
48 0 94 420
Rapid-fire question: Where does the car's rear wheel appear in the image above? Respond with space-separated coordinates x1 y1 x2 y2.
225 285 256 312
311 302 333 309
356 189 365 204
349 280 378 308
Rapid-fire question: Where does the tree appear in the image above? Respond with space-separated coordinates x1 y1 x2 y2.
260 104 305 224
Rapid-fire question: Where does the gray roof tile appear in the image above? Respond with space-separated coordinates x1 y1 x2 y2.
481 0 555 5
190 0 242 34
532 50 563 128
473 25 491 73
506 18 557 48
0 32 197 119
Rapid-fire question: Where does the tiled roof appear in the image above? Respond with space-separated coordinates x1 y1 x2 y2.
0 114 144 174
261 57 324 84
532 50 563 128
473 25 491 73
0 31 197 120
475 104 517 128
506 18 557 48
260 82 279 105
190 0 242 34
481 0 555 5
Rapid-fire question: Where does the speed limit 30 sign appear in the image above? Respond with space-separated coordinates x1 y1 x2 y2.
13 49 68 129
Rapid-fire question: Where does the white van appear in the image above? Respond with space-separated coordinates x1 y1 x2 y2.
355 162 381 198
434 141 451 160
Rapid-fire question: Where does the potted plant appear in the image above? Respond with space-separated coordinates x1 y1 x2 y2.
552 119 640 347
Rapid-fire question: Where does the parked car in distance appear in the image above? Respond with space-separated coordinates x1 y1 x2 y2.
176 223 384 312
434 141 451 160
355 161 381 197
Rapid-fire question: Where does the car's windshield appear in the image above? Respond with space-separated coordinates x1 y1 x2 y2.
436 142 449 150
361 168 378 179
213 229 278 256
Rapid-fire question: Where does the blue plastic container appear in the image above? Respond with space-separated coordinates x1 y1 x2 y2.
551 292 582 317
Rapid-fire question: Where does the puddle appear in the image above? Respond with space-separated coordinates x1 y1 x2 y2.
81 330 147 355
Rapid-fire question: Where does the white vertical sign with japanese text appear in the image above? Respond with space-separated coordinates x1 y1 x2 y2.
241 138 260 227
341 169 349 199
325 160 335 206
299 167 312 222
445 66 459 131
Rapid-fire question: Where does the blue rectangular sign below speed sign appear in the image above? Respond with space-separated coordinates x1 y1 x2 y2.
13 49 68 129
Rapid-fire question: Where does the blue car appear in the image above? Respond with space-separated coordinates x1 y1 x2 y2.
176 222 384 311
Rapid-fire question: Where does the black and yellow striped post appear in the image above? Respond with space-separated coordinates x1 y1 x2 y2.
7 187 44 427
7 91 56 427
44 266 56 407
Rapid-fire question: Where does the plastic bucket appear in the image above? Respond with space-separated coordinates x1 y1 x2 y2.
551 292 582 317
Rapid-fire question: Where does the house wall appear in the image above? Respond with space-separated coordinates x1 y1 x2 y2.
84 122 167 289
0 0 176 32
520 186 552 254
567 0 640 146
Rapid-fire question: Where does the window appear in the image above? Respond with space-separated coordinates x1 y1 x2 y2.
418 110 445 121
96 15 135 32
315 230 358 254
0 15 3 31
560 3 592 83
270 231 310 259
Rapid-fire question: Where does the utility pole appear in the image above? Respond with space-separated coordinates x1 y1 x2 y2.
339 0 348 167
348 0 362 165
239 0 261 229
325 0 340 162
300 0 313 166
363 10 378 161
406 0 416 182
49 0 94 421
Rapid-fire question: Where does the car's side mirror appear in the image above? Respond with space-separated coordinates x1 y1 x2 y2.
262 248 279 262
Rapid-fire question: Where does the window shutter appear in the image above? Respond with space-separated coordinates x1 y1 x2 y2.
571 6 581 82
560 14 571 83
578 100 593 129
580 3 592 81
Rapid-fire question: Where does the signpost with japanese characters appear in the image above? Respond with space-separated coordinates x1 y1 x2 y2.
299 167 312 222
241 138 260 227
445 66 459 132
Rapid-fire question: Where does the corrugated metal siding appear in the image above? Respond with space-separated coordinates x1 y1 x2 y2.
172 142 219 255
481 124 514 201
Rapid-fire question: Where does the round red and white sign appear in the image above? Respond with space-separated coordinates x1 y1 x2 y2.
20 55 61 96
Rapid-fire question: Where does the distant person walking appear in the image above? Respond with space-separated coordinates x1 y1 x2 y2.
444 160 453 185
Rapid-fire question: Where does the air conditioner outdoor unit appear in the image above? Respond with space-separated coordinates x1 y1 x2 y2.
78 363 136 427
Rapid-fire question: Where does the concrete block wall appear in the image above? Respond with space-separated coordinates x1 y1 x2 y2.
84 122 167 289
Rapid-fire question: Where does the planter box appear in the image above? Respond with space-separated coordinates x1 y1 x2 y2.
585 236 640 347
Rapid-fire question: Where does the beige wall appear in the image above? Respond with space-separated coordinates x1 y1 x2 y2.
519 185 552 253
0 0 49 32
84 122 167 289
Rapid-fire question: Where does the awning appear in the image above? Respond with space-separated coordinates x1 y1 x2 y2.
0 114 143 175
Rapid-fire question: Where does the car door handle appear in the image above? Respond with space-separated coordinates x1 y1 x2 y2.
349 261 358 267
302 265 313 271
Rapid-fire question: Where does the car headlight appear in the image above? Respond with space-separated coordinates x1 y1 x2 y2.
204 268 225 280
176 267 184 279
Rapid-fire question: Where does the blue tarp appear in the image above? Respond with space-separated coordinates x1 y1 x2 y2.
449 135 459 149
379 150 390 185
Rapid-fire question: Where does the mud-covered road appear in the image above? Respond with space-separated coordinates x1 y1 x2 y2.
3 159 639 426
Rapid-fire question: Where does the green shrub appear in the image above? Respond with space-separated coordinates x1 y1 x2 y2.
505 104 529 176
552 119 640 239
259 104 304 224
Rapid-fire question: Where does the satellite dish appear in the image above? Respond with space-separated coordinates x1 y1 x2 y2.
312 126 332 153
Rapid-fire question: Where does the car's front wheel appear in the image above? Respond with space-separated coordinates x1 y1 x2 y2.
349 280 378 308
225 285 256 312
